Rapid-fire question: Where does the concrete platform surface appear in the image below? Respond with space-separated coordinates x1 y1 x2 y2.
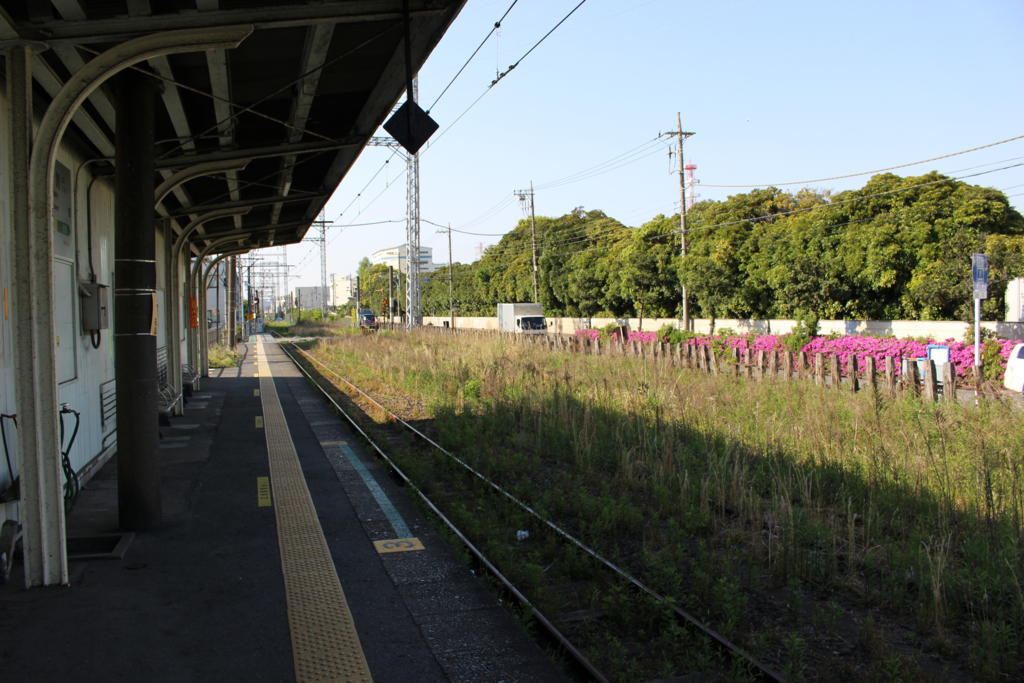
0 339 566 682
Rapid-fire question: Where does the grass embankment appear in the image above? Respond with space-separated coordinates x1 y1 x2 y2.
303 330 1024 681
207 344 242 368
265 318 354 338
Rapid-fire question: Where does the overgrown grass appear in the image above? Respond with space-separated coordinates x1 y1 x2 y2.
265 318 355 338
207 344 241 368
304 330 1024 680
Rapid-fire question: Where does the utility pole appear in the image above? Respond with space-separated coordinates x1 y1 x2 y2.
447 224 454 329
515 183 539 302
659 114 695 330
387 266 394 327
308 212 328 320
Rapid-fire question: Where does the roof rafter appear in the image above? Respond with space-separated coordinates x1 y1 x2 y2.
22 1 447 44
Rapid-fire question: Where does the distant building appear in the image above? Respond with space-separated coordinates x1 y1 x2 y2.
1007 278 1024 322
370 243 443 274
293 285 327 311
329 274 355 307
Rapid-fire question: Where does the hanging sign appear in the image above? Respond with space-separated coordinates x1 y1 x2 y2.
189 296 199 329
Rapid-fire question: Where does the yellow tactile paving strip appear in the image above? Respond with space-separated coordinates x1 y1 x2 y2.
256 338 373 682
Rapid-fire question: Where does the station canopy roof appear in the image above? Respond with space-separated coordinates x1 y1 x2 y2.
1 0 464 254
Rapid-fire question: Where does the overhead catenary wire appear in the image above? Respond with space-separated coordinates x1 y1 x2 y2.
319 0 592 232
422 0 591 155
490 0 589 87
427 0 521 113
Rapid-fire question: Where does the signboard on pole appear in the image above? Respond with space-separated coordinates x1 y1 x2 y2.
972 253 989 300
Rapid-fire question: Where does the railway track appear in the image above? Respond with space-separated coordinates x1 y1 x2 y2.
272 334 784 682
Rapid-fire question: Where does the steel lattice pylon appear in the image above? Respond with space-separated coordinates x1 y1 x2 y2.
404 78 421 328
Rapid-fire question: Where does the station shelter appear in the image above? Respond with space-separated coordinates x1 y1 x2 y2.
0 0 464 588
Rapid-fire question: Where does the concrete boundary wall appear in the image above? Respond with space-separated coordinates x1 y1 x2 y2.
422 316 1024 341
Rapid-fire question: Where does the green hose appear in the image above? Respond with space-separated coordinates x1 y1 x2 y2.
59 405 81 514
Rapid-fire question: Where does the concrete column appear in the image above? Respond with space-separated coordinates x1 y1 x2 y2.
113 71 161 530
9 43 69 587
227 257 235 348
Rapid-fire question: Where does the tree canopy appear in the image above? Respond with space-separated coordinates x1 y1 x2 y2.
377 173 1024 322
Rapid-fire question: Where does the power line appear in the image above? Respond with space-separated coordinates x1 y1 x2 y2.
491 0 589 87
535 138 667 190
427 0 521 113
423 0 591 155
698 133 1024 188
470 164 1024 261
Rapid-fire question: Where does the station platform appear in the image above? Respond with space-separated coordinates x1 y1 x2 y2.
0 336 565 682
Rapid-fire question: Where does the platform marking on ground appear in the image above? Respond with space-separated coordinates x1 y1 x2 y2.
253 389 260 397
320 439 414 542
254 415 264 429
373 537 425 554
255 336 372 682
257 476 272 507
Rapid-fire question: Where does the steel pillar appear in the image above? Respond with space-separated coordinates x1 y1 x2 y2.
227 257 236 348
13 23 250 584
114 71 161 531
8 42 68 587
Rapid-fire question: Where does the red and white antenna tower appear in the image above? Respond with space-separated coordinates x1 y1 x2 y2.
684 163 699 209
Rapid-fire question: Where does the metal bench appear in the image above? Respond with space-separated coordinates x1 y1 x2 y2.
156 346 181 424
182 362 200 396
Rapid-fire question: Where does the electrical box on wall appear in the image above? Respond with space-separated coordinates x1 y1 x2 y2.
79 280 109 332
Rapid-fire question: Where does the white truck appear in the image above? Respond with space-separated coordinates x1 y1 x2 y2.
497 303 547 334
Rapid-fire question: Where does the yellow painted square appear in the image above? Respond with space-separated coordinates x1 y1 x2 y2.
255 415 264 429
253 389 260 397
257 476 272 507
374 537 424 554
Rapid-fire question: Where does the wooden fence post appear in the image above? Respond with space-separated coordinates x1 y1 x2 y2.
922 359 938 402
829 354 841 389
814 353 825 386
782 351 792 380
846 355 858 392
884 356 896 397
905 360 921 397
708 346 719 375
942 362 957 402
865 356 877 392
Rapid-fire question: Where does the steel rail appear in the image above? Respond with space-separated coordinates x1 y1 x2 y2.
275 334 784 681
270 336 608 683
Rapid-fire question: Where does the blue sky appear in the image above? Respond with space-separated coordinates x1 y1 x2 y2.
287 0 1024 286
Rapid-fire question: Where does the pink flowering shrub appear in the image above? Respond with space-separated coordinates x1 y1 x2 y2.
574 329 1024 380
574 329 602 341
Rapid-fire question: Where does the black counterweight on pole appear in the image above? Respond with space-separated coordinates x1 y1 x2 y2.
113 71 162 530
